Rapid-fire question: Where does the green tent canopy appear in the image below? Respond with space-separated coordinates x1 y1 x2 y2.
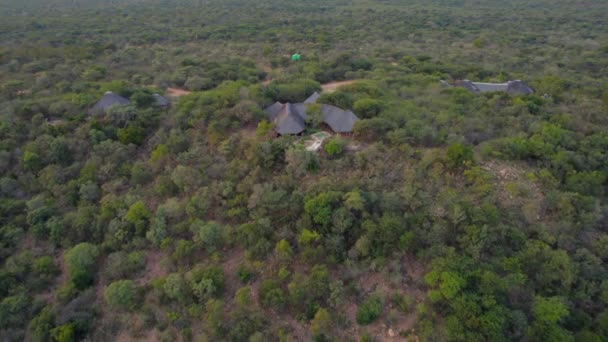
291 53 301 61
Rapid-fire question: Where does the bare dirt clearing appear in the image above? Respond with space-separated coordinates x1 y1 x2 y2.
321 79 363 92
166 87 191 97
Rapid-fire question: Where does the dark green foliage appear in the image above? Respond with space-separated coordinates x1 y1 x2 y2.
103 251 146 281
356 295 383 325
236 263 255 283
189 265 225 302
118 124 146 145
28 306 55 342
259 279 286 310
353 98 384 118
0 293 30 328
64 243 99 289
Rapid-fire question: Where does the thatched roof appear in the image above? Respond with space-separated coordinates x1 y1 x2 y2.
264 100 359 135
266 102 308 135
304 91 320 104
153 93 170 107
456 80 533 95
506 80 534 95
321 105 359 133
90 91 130 114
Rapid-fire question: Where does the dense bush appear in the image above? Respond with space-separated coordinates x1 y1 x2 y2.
64 243 99 289
356 295 383 325
104 280 138 310
1 0 607 340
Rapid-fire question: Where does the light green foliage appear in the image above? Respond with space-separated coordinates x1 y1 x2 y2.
235 286 252 306
323 138 345 157
256 120 274 137
425 270 466 302
28 306 55 342
533 296 569 325
298 229 321 246
105 280 138 310
304 192 341 228
150 144 169 162
446 143 474 170
50 323 75 342
125 200 151 236
528 296 572 341
310 307 332 336
275 239 293 261
343 191 365 212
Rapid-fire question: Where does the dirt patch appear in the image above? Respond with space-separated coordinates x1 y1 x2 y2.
138 250 169 285
321 79 362 93
482 160 522 181
222 248 246 297
339 256 425 340
115 322 162 342
166 87 191 97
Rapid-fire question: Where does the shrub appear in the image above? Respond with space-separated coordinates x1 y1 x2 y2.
353 98 384 118
236 263 255 283
356 295 383 325
310 308 332 336
323 138 345 157
446 143 474 170
104 251 146 281
194 220 224 252
0 293 30 328
259 279 286 309
64 243 99 289
118 124 146 145
104 280 138 310
275 239 293 261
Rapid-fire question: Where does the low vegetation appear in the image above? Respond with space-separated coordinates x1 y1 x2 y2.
1 0 608 341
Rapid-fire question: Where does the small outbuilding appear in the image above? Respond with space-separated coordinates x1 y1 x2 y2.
90 91 130 114
321 105 359 136
455 80 533 95
153 93 171 108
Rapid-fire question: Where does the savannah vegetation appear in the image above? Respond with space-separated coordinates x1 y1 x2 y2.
1 0 608 341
